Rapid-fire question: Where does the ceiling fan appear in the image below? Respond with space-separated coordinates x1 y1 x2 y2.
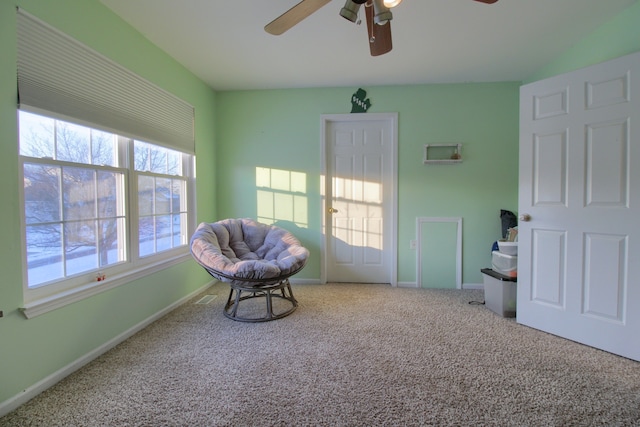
265 0 499 57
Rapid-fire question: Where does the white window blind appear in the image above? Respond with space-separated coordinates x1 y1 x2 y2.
16 8 195 154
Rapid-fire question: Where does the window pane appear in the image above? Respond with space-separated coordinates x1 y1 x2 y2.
138 175 154 216
156 215 172 252
167 151 181 175
23 159 127 286
24 163 61 224
134 141 150 171
57 121 91 164
19 111 55 158
98 218 125 267
173 213 186 247
97 171 123 218
20 111 193 296
171 179 184 212
65 220 97 276
139 217 154 257
149 146 167 174
91 129 117 166
155 178 171 215
26 223 63 287
63 167 96 221
137 173 188 256
134 140 183 176
135 140 166 173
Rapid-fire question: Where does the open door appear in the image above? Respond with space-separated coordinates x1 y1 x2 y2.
518 52 640 361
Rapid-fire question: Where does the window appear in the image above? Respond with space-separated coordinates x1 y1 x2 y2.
16 9 196 317
19 111 194 314
134 141 189 258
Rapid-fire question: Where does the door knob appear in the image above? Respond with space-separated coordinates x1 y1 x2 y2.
328 207 339 213
519 213 531 222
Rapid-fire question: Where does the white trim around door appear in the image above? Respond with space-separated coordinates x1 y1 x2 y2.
320 113 398 286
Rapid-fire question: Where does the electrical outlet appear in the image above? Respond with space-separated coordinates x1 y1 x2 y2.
409 240 417 250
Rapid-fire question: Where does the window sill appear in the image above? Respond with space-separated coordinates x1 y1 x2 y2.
21 253 192 319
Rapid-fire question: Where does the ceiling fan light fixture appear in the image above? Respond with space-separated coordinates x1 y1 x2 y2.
340 0 368 23
372 0 393 25
383 0 402 7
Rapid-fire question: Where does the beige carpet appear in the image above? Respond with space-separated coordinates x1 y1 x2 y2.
2 282 639 426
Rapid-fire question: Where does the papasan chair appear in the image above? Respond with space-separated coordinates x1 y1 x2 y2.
190 218 309 322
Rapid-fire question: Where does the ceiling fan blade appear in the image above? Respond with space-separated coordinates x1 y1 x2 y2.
473 0 498 3
365 1 392 56
265 0 332 35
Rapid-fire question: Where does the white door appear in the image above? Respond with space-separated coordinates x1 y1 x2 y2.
322 113 397 285
518 52 640 361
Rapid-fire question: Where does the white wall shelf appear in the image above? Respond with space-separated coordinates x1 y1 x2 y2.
423 143 462 164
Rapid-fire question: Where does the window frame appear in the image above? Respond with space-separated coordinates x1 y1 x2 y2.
16 9 196 318
18 110 196 318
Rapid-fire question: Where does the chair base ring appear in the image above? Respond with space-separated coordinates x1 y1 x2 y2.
223 279 297 322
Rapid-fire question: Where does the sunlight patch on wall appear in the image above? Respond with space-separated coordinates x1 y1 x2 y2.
324 174 383 250
256 167 308 228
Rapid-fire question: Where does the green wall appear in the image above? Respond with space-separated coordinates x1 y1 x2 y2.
525 0 640 82
2 0 639 416
214 0 640 288
215 83 520 286
0 0 216 408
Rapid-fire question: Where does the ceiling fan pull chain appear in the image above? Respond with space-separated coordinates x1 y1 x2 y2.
365 1 375 43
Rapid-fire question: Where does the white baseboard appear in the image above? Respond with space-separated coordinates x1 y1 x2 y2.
0 281 214 418
397 281 418 288
290 278 322 285
291 280 480 289
397 281 484 290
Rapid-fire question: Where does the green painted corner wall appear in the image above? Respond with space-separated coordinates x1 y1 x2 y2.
0 0 217 406
215 83 521 286
525 1 640 83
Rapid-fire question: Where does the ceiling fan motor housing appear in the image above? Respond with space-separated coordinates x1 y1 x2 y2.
340 0 369 23
372 0 393 25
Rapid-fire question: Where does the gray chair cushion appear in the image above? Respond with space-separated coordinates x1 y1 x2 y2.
190 218 309 286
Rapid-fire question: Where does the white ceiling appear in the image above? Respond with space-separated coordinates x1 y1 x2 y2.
100 0 636 91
